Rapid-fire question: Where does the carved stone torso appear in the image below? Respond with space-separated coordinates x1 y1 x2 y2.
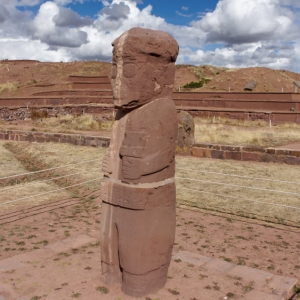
109 97 177 184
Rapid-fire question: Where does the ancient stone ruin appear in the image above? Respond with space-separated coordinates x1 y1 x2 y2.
100 27 179 297
177 110 195 154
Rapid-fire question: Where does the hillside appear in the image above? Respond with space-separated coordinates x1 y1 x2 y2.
0 60 111 97
0 59 300 97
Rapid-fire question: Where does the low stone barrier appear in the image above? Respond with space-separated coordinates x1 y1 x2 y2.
0 130 110 148
192 143 300 165
2 130 300 165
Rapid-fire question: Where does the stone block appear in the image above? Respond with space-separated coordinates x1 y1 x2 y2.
241 152 261 162
19 135 27 141
242 146 265 153
211 144 221 150
222 145 241 152
290 150 300 157
275 149 290 156
211 150 224 159
224 151 242 160
260 154 281 163
192 147 212 158
266 148 276 154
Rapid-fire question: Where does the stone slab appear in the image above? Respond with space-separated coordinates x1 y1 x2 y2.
0 234 97 272
173 251 298 300
0 282 19 299
62 234 97 248
203 257 235 273
237 290 284 300
44 241 71 253
227 265 274 289
0 257 26 272
264 275 298 297
23 249 54 262
173 251 212 266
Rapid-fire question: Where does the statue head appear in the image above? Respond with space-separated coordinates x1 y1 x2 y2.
111 27 179 110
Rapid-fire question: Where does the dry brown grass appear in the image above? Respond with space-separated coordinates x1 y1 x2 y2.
0 181 71 209
195 116 268 127
33 114 114 133
0 82 18 95
1 140 299 226
194 117 300 147
176 156 300 226
0 141 27 178
70 61 111 76
0 142 106 210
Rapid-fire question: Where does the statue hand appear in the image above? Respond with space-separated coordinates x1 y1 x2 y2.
122 156 142 181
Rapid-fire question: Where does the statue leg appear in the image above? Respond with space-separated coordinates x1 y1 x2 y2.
100 202 122 285
117 203 176 297
122 264 169 297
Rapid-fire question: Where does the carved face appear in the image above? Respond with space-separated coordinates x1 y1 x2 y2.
110 28 179 110
111 33 140 108
111 34 156 109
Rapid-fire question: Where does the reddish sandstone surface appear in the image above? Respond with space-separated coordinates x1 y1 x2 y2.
100 28 179 297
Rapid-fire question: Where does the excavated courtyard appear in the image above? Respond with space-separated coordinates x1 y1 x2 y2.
0 141 299 300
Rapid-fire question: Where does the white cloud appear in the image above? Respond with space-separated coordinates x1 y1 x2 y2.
194 0 293 44
32 2 89 47
0 39 70 61
176 11 192 18
0 0 299 72
52 7 92 27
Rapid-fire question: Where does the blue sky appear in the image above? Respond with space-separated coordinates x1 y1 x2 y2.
63 0 220 25
0 0 300 72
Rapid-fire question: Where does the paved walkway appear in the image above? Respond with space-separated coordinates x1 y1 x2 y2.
0 234 297 300
174 251 298 300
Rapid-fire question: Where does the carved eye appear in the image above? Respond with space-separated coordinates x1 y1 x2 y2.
123 63 137 78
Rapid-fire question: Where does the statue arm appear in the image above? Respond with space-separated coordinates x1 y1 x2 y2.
121 150 173 180
120 99 177 182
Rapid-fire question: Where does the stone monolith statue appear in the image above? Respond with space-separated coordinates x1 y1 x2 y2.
100 27 179 297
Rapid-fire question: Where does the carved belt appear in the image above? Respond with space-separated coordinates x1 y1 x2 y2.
100 178 175 210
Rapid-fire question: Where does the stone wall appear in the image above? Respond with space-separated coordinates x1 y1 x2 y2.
1 129 300 165
0 106 113 121
192 143 300 165
0 130 110 148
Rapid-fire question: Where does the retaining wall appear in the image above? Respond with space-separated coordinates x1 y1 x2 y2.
192 143 300 165
1 129 300 165
0 130 110 148
0 106 114 121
